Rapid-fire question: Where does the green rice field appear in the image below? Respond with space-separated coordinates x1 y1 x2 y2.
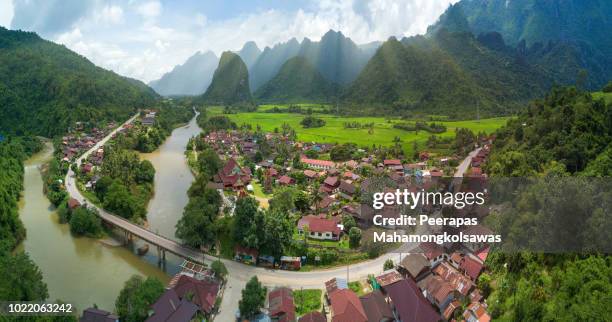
208 106 510 155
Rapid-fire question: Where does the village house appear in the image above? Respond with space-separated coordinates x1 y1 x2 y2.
314 195 338 212
214 158 251 191
277 175 295 186
298 312 326 322
338 180 357 200
463 302 491 322
169 274 220 319
303 169 318 180
359 290 394 322
328 289 368 322
145 288 200 322
300 157 335 170
381 277 441 322
398 253 432 282
268 287 296 322
297 215 342 241
320 176 340 194
80 308 119 322
433 261 474 298
417 274 457 311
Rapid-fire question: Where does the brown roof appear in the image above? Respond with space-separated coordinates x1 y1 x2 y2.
68 198 81 209
375 270 403 287
399 254 431 279
433 261 474 296
146 289 200 322
304 169 318 178
278 175 294 185
460 256 484 281
329 289 367 322
443 300 462 320
417 274 455 305
359 290 393 322
171 274 219 313
323 176 339 187
383 279 440 322
338 181 356 195
298 215 341 235
384 159 402 166
80 308 119 322
299 312 326 322
463 302 491 322
269 287 296 322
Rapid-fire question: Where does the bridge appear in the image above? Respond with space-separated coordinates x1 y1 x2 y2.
64 114 208 266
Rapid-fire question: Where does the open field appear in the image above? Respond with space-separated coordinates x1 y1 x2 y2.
208 106 510 155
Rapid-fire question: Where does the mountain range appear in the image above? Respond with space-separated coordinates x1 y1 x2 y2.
0 27 158 136
149 51 219 96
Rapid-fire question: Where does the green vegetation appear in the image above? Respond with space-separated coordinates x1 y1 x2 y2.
0 27 157 137
293 289 322 316
211 260 228 281
115 275 165 322
239 276 267 319
432 0 612 90
0 252 48 301
300 115 326 128
349 227 362 248
198 51 253 106
113 103 194 153
93 149 155 222
208 106 507 156
68 207 103 238
483 86 612 320
486 87 611 176
383 258 395 271
175 187 222 248
255 57 338 103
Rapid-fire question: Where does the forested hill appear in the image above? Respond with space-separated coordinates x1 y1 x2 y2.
429 0 612 89
0 27 158 137
254 57 338 103
198 51 253 106
486 87 612 176
480 87 612 320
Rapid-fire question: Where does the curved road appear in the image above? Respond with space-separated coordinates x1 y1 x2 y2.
65 114 477 319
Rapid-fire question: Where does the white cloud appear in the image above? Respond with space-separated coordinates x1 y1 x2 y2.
0 0 14 28
48 0 459 83
136 1 161 18
98 5 124 24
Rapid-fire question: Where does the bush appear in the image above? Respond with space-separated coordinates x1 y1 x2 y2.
349 227 362 248
293 289 322 316
603 81 612 93
211 260 228 281
300 116 325 128
69 207 103 237
384 259 395 270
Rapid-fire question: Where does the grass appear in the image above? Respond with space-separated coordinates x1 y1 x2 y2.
293 289 322 316
209 106 509 156
292 230 351 250
348 281 370 296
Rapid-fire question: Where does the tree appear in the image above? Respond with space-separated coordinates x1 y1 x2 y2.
103 181 145 220
294 191 310 213
211 260 228 281
234 197 260 244
239 276 267 319
262 210 294 258
349 227 362 248
269 187 297 213
115 275 164 322
135 160 155 184
175 199 218 248
383 259 395 271
342 215 356 232
94 176 114 201
0 252 48 301
198 148 222 180
69 207 103 237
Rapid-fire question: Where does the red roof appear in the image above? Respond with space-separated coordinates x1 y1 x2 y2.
303 169 317 178
299 312 326 322
68 198 81 209
268 287 295 322
278 175 294 185
329 289 367 322
171 275 219 314
460 256 484 281
298 215 341 235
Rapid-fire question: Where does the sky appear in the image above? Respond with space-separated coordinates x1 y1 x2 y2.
0 0 458 83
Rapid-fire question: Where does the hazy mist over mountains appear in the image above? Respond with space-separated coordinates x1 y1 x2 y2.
149 51 219 96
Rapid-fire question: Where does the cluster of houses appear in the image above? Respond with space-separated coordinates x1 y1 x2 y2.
79 261 222 322
60 122 116 163
320 244 490 322
141 110 157 126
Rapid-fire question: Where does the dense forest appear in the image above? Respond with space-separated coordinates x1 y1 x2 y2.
0 137 55 306
198 51 253 106
0 27 158 137
482 87 612 321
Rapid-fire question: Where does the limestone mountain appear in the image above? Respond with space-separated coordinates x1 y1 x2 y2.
236 41 261 70
255 57 339 103
0 27 158 136
199 51 252 105
149 51 219 96
249 38 302 91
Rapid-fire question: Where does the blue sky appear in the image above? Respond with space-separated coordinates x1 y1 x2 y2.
0 0 458 82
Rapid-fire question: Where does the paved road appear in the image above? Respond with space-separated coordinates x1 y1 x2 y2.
64 115 481 320
454 147 481 177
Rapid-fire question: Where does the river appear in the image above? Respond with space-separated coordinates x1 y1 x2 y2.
17 114 201 313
